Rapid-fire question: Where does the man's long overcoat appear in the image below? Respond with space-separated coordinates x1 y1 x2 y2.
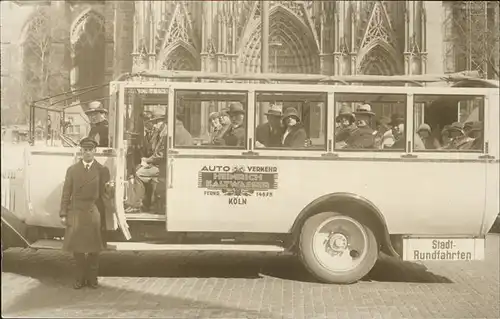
60 160 111 253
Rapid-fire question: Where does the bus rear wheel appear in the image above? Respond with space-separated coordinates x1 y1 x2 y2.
299 212 379 284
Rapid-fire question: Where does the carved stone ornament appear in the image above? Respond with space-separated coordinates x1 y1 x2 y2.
207 38 216 56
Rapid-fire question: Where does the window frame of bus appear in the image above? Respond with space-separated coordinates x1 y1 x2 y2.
333 92 408 153
172 89 249 150
253 90 328 152
411 93 487 154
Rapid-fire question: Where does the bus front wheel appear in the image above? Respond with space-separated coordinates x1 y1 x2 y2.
299 212 379 284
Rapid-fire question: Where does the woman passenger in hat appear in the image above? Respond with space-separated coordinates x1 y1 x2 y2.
85 101 109 147
334 106 357 147
208 111 222 144
417 123 440 150
281 107 307 148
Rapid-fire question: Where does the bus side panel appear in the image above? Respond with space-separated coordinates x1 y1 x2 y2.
166 157 486 236
484 90 500 233
24 149 117 230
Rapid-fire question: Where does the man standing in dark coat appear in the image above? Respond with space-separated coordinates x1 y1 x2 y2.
86 101 109 147
60 137 111 289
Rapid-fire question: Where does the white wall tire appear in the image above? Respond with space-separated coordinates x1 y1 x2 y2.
299 212 379 284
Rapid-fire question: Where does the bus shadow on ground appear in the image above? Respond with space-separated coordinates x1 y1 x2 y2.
363 254 453 283
2 248 452 286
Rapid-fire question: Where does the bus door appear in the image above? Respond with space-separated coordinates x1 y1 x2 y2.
110 84 131 240
165 88 250 231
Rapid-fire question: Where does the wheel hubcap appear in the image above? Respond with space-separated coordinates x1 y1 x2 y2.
312 215 369 273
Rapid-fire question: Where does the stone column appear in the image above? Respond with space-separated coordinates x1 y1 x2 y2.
103 1 115 81
112 1 135 79
423 1 444 74
48 1 72 135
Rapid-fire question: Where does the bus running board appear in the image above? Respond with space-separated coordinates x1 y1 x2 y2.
29 239 285 253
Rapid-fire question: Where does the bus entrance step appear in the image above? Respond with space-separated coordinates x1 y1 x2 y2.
30 239 63 250
28 239 286 253
106 242 286 252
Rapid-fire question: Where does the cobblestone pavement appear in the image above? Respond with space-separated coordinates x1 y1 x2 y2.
2 234 499 319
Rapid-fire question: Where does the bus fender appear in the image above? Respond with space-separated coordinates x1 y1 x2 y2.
1 206 31 249
289 192 400 258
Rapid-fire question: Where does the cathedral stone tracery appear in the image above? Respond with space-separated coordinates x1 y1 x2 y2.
8 0 498 113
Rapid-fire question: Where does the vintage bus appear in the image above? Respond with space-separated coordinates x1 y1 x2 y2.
2 72 499 284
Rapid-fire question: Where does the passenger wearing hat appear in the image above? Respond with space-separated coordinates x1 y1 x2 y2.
354 104 376 130
281 107 307 148
209 112 223 144
343 104 376 149
457 121 483 150
256 104 284 148
335 105 357 147
60 137 111 289
214 102 246 147
140 111 155 157
417 123 440 150
85 101 109 147
374 116 393 149
389 114 406 149
468 121 484 150
440 124 452 147
443 122 474 150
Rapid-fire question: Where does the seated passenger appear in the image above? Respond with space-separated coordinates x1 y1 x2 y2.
443 122 473 150
440 125 452 147
460 121 483 150
256 104 284 148
209 112 223 143
213 103 246 147
344 104 376 149
417 123 440 150
175 115 193 146
85 101 109 147
335 106 357 148
281 107 307 148
141 111 155 157
136 115 166 213
374 116 393 149
390 114 406 149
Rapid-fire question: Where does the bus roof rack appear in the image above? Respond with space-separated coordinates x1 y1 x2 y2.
124 70 498 87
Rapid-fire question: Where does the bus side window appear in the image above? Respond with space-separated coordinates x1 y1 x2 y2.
174 90 248 149
413 94 485 152
254 91 327 150
334 93 407 151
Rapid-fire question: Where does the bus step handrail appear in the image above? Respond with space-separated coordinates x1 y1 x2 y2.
242 151 259 156
478 154 495 160
321 152 339 158
401 153 418 159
